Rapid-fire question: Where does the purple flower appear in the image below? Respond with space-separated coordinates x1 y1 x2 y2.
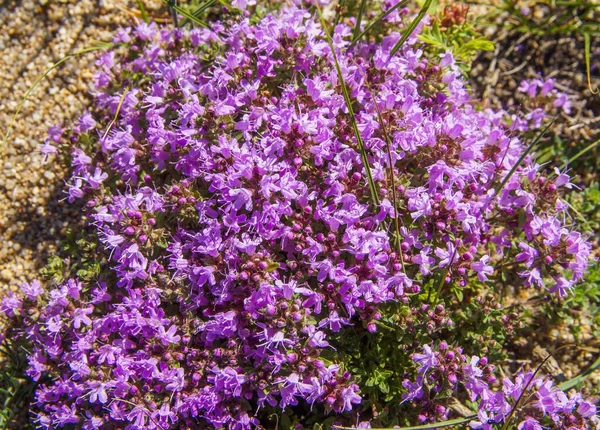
22 280 44 300
158 325 181 345
73 306 94 329
4 4 592 428
472 256 494 282
412 345 438 374
0 292 22 318
88 381 114 404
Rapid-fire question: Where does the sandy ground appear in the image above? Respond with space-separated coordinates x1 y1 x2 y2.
0 0 162 289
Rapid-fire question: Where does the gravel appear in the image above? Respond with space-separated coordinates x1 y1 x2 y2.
0 0 162 291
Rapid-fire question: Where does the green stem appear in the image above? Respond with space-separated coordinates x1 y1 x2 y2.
389 0 434 57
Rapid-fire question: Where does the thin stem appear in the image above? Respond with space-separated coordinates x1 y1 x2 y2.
494 120 554 196
360 69 403 264
561 137 600 169
349 0 410 49
353 0 369 42
389 0 433 57
315 3 380 207
2 43 112 155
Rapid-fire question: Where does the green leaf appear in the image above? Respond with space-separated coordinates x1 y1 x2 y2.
431 20 444 44
155 234 169 249
461 37 494 52
279 413 292 430
418 33 447 49
561 137 600 169
265 262 280 272
179 0 218 28
452 285 464 302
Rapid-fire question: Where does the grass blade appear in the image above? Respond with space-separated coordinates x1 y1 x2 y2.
349 0 410 48
428 246 457 303
563 199 593 231
137 0 149 22
102 89 130 141
315 4 380 206
501 349 560 430
494 120 554 196
334 0 347 27
168 0 179 27
180 0 218 28
162 0 209 28
390 0 433 57
584 33 599 94
353 0 369 41
561 137 600 169
1 43 112 155
361 71 403 260
333 415 476 430
558 354 600 391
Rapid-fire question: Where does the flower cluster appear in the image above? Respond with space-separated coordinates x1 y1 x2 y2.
402 343 598 429
512 77 572 130
1 1 594 428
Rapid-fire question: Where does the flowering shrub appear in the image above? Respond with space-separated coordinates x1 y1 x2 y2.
402 344 598 428
2 1 596 429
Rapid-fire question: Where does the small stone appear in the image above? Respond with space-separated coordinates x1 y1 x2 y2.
0 268 12 281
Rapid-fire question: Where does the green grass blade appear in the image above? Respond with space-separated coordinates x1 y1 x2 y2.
563 199 593 231
584 33 599 95
349 0 410 48
162 0 209 28
102 89 130 141
334 0 347 27
316 4 380 206
361 71 403 260
428 246 457 303
334 415 476 430
180 0 218 28
494 120 554 196
558 354 600 391
137 0 149 22
1 43 112 155
561 137 600 169
353 0 369 41
390 0 434 57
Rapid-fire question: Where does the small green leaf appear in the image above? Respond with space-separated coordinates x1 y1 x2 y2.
418 33 447 49
265 262 280 272
460 37 494 52
431 20 444 43
453 286 464 302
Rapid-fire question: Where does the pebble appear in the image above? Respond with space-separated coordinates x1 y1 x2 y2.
0 269 12 281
